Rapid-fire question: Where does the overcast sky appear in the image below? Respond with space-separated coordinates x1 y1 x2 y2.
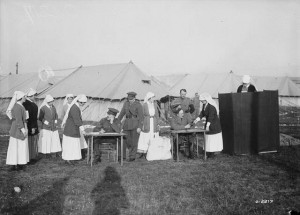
0 0 299 77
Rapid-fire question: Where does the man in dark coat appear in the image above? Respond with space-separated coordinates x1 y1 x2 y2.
23 88 39 162
118 92 144 162
93 108 124 163
170 108 196 159
237 75 257 93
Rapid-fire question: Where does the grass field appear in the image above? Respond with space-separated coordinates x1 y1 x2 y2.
0 135 300 215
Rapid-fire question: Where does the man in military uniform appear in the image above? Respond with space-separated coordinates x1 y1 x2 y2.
118 92 144 162
191 92 201 119
23 88 39 163
170 108 196 159
93 108 123 163
171 89 195 118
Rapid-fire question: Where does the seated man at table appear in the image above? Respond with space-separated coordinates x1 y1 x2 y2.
170 108 196 160
93 108 124 163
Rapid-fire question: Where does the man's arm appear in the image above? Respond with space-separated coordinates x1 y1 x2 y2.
170 118 185 130
111 119 122 133
137 103 144 129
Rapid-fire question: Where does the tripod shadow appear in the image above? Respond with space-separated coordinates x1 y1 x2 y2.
91 166 129 215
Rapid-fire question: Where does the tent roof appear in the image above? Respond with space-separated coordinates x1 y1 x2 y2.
167 73 300 98
0 73 54 98
38 62 169 100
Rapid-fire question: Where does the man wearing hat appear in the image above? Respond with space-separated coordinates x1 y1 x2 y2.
93 108 123 163
237 75 257 93
170 108 196 160
118 92 144 162
23 88 39 163
171 89 195 118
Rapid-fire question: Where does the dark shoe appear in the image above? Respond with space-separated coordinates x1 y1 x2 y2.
28 159 38 165
207 152 215 158
8 165 18 172
18 165 26 171
65 160 74 165
138 153 146 159
129 158 135 162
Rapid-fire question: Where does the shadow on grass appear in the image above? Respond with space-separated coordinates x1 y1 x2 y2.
2 177 70 215
91 166 129 215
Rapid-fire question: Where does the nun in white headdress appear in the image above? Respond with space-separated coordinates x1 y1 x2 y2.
61 94 74 120
38 95 62 157
237 75 257 93
6 91 29 170
137 92 159 157
61 94 88 164
194 93 223 158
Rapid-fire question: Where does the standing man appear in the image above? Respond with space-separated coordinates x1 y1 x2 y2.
191 92 200 119
118 92 144 162
171 89 195 117
23 88 39 163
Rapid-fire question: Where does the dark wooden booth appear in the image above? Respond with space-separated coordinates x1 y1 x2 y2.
219 91 280 155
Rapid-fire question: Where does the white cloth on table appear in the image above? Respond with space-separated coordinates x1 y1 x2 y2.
146 135 172 161
80 133 88 149
6 137 29 165
38 129 62 154
62 135 82 160
204 132 223 152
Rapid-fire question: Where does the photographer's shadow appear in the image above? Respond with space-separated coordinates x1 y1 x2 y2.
91 166 129 215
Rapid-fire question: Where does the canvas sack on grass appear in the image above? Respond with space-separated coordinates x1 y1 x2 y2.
146 135 172 161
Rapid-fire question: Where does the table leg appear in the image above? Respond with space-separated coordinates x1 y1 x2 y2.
204 133 207 161
171 136 173 159
176 133 179 162
196 133 199 157
87 137 90 164
116 138 119 163
121 136 123 166
91 136 94 167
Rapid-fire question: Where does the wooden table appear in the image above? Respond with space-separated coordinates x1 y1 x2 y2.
171 128 207 161
84 132 126 167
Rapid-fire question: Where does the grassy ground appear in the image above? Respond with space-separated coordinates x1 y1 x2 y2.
0 136 300 215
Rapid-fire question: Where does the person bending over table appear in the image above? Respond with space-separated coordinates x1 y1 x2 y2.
170 108 196 160
193 93 223 158
93 108 125 163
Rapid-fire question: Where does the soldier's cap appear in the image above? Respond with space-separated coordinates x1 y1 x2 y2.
127 91 137 99
107 108 119 116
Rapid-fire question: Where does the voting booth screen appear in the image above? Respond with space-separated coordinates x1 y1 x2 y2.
219 91 279 155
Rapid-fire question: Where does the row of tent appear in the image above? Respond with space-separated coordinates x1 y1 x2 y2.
0 61 299 121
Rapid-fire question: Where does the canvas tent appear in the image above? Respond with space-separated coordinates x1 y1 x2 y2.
166 72 300 106
36 61 169 121
0 68 77 115
0 73 56 114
